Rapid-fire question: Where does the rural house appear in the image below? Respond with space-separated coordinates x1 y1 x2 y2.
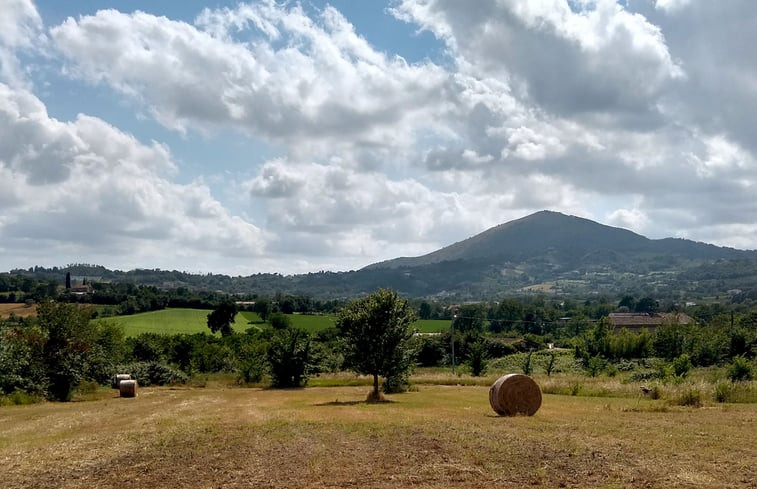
607 312 694 333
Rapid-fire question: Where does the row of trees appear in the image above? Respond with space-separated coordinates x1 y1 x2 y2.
3 288 756 403
1 289 418 402
0 302 125 401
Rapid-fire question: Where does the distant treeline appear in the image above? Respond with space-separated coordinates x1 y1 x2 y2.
2 297 755 403
7 258 757 303
1 271 344 317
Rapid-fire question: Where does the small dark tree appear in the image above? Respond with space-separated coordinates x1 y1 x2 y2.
468 341 488 377
269 313 291 330
635 297 659 313
618 295 636 311
65 272 71 289
418 301 432 320
207 301 238 337
336 289 416 401
253 299 273 322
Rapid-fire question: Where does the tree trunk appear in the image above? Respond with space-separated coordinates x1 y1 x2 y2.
373 374 379 397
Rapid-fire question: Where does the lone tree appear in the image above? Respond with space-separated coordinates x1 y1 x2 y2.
207 301 238 337
336 289 416 401
37 301 98 401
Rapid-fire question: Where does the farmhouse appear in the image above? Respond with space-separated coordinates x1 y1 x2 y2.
607 312 694 333
70 284 93 295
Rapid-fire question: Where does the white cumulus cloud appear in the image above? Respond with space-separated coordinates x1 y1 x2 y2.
0 83 267 270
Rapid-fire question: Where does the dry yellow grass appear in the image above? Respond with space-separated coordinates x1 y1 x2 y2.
1 385 755 488
0 303 37 319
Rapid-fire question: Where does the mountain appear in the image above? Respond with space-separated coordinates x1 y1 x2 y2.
367 210 746 270
7 211 757 300
354 210 757 299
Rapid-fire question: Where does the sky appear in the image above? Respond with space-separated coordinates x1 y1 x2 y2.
1 0 756 276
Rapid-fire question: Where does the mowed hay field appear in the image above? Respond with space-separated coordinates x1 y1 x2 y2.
0 303 37 319
1 386 755 489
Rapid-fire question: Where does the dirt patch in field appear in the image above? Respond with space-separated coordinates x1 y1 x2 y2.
0 303 37 319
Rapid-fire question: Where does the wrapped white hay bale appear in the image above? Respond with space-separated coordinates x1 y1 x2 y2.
119 379 138 398
489 374 542 416
112 373 131 389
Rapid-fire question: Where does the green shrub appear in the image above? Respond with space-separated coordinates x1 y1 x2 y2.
673 389 702 407
468 341 488 377
75 380 100 395
237 342 267 384
714 381 757 403
651 359 674 381
484 338 517 358
127 333 168 363
0 389 44 406
587 356 607 377
727 356 754 382
382 370 411 394
715 382 732 403
411 334 447 367
671 354 692 378
0 324 47 396
114 362 188 386
268 327 311 388
605 364 619 377
615 360 637 372
308 341 343 375
192 342 236 373
268 313 292 331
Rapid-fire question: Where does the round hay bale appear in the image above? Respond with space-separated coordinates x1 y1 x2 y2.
119 379 138 398
489 374 542 416
112 373 131 389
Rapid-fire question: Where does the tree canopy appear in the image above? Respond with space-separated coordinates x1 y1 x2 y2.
336 289 416 400
207 301 238 337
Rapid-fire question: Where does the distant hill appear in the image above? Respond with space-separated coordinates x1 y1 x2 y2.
6 211 757 301
367 211 746 270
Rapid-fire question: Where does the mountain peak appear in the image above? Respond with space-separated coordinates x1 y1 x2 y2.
366 211 717 270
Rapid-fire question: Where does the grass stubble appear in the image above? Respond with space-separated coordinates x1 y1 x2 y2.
1 384 755 489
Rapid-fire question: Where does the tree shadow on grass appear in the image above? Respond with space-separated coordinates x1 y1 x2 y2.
314 399 397 406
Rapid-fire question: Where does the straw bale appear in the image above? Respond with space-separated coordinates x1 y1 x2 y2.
112 374 131 389
119 379 138 398
489 374 541 416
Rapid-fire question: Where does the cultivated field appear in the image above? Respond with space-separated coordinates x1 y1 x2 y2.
1 384 755 488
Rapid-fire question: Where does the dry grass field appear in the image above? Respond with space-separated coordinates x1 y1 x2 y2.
0 303 37 319
1 385 755 489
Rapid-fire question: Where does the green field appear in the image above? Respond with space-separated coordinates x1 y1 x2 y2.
99 308 256 336
102 309 450 336
414 319 451 333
